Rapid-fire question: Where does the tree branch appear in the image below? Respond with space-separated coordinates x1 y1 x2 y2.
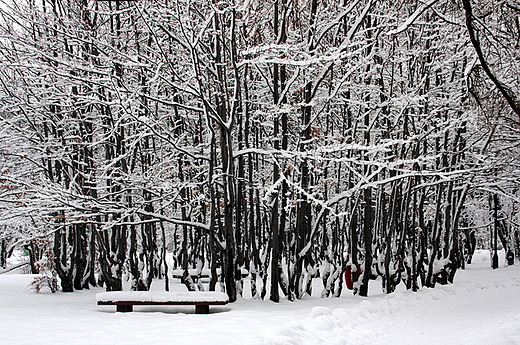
463 0 520 118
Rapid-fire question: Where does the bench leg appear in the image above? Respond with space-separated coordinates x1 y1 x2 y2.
116 304 133 312
195 305 209 314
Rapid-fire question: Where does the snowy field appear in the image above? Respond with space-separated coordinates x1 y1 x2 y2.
1 250 519 345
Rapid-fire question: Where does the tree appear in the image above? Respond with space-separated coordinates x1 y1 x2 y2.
1 0 518 300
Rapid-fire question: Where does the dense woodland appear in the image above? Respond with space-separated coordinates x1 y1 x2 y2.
0 0 519 301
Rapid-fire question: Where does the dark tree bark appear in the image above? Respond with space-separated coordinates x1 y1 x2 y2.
463 0 520 118
54 227 73 293
0 238 6 269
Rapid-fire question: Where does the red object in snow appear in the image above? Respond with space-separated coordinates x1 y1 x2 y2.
345 265 361 290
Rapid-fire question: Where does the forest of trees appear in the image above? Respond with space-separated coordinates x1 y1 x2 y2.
0 0 519 302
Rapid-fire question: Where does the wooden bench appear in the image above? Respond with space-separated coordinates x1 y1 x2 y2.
96 291 229 314
171 268 249 281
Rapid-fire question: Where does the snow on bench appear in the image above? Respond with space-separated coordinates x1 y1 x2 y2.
171 268 249 280
0 261 30 275
96 291 229 314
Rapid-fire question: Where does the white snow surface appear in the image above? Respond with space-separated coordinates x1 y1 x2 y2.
1 250 520 345
96 291 229 303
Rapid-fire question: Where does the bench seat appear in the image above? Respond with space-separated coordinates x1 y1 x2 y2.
96 291 229 314
171 268 249 280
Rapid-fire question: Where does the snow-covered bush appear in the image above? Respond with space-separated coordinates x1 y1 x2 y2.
30 240 58 293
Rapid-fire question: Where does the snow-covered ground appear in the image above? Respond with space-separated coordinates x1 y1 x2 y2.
1 250 519 345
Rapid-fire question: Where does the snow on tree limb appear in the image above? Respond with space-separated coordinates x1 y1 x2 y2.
388 0 440 36
463 0 520 118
